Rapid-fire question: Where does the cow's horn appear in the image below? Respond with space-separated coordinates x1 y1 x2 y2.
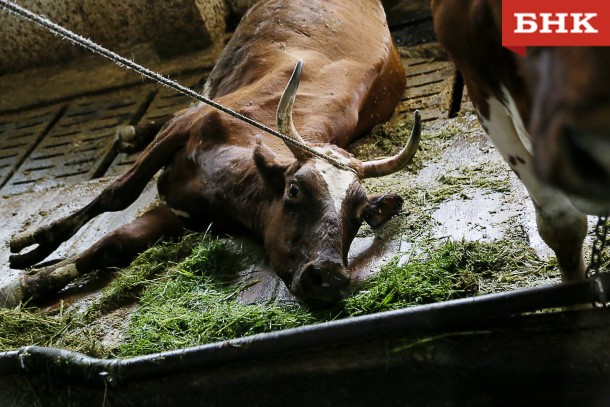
277 59 310 161
358 110 421 179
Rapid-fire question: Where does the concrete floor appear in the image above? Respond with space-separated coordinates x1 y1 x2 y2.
2 0 598 345
0 45 566 311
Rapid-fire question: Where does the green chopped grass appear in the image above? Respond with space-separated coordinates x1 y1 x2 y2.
0 307 69 350
0 233 206 355
342 244 465 315
0 235 558 356
118 239 314 356
436 163 511 196
86 233 203 319
0 111 560 357
342 238 554 316
117 237 557 356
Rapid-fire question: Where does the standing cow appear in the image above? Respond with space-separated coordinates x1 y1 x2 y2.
3 0 420 309
432 0 610 282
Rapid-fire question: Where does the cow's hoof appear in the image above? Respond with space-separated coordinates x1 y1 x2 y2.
115 125 137 151
10 229 57 269
9 249 46 270
115 125 136 141
9 231 35 254
0 278 24 308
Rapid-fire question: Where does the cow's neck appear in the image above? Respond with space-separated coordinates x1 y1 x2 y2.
187 94 345 236
197 138 292 238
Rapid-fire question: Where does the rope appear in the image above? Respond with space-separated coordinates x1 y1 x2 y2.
0 0 356 173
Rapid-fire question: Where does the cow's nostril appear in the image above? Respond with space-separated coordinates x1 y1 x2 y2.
298 261 350 301
304 263 339 285
306 265 325 286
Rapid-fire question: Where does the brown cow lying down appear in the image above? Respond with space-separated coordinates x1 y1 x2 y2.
432 0 610 282
3 0 420 309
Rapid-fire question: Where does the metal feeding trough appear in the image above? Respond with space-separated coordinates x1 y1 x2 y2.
1 276 610 406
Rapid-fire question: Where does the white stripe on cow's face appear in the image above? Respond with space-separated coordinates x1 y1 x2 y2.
313 159 357 213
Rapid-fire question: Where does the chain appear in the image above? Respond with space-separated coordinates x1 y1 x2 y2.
586 215 610 277
0 0 356 174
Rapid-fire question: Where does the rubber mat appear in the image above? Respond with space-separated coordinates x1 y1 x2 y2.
0 105 64 194
1 87 154 195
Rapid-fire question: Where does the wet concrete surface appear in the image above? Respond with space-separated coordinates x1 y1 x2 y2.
0 42 594 347
0 110 557 306
0 177 158 286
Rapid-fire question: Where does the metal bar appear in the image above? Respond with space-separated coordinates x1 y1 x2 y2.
1 273 608 387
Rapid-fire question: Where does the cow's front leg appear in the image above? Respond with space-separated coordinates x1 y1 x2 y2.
9 123 188 269
2 205 186 308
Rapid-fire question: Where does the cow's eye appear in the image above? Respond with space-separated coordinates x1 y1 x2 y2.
288 183 300 199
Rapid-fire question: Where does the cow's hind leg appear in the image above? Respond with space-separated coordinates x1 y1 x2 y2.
480 94 587 282
9 122 188 269
1 206 186 307
115 116 173 153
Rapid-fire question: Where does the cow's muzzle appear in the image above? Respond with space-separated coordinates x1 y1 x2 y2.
291 259 350 308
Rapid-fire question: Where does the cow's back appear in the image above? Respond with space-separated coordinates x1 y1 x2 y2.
203 0 405 146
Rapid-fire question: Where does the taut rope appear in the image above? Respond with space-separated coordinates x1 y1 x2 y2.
0 0 356 172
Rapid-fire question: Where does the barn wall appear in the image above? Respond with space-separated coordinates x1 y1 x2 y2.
0 0 233 75
0 0 410 76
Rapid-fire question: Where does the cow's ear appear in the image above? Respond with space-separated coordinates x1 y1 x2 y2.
253 137 289 193
362 193 404 228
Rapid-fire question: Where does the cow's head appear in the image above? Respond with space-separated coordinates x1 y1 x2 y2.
525 47 610 215
254 61 420 308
